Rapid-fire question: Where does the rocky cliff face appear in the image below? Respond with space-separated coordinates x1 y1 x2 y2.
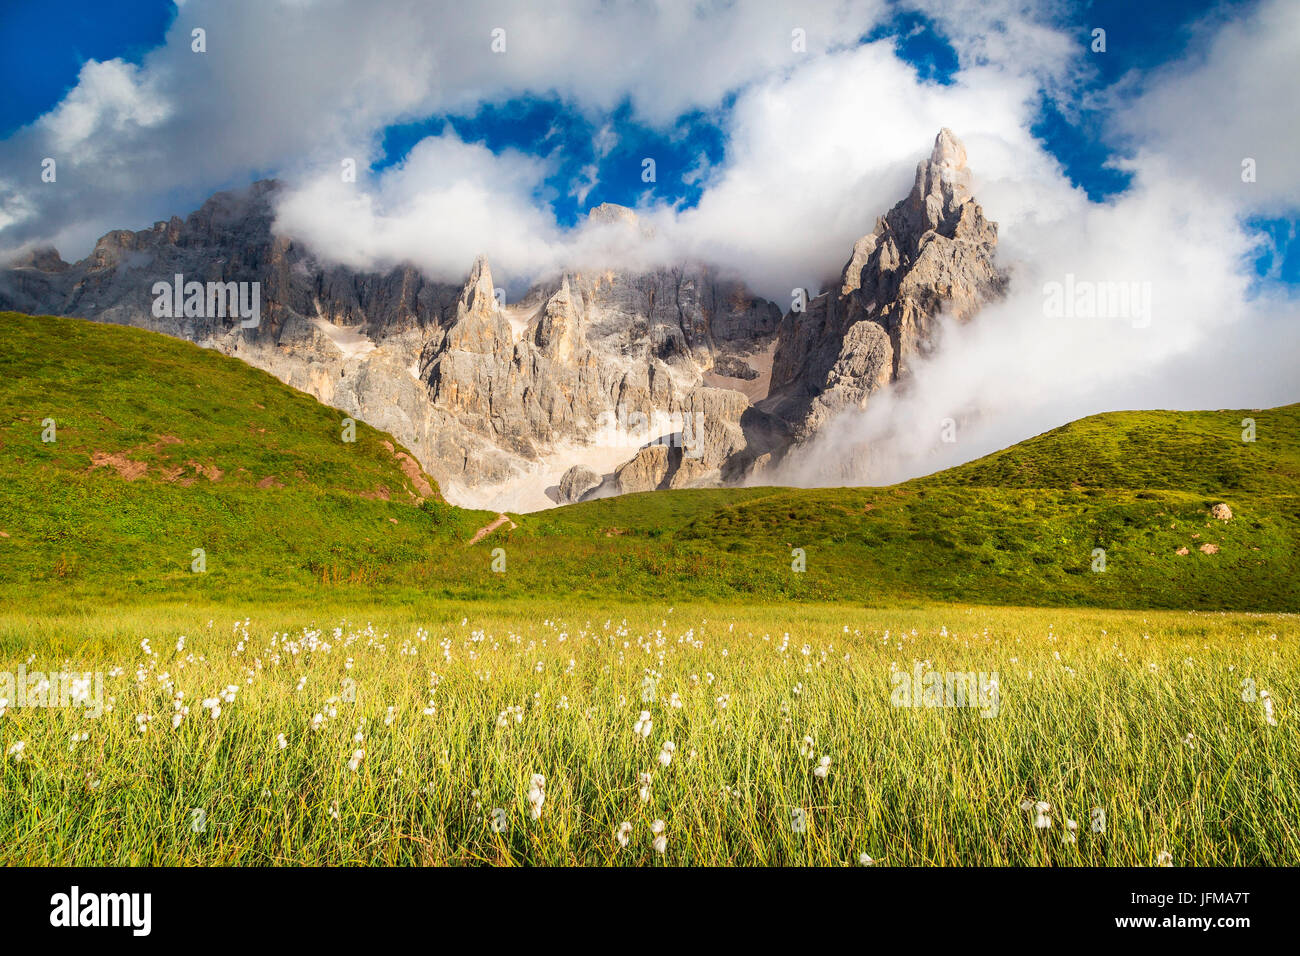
0 129 1004 509
762 128 1006 445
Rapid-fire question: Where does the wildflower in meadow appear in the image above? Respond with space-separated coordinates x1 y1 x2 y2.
658 741 676 768
639 771 653 803
70 676 92 706
615 821 632 847
310 713 324 731
1020 800 1051 829
799 735 815 760
651 819 667 854
277 733 288 750
858 853 875 866
135 714 153 734
385 706 396 726
1064 819 1078 844
201 698 222 720
1156 850 1173 867
6 741 25 762
1260 690 1277 726
814 756 832 779
328 800 340 821
527 773 546 820
633 710 653 739
1033 802 1051 829
349 749 365 771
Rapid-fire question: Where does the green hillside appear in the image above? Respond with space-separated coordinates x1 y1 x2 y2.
0 312 487 601
1 311 1296 609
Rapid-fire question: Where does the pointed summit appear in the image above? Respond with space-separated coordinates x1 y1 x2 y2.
929 127 967 170
910 128 973 233
459 254 497 317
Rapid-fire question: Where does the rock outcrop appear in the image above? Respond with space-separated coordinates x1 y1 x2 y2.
557 465 602 504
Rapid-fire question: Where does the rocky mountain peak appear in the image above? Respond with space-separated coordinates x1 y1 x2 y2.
459 254 498 317
764 128 1006 444
587 202 639 226
7 245 69 273
929 126 967 169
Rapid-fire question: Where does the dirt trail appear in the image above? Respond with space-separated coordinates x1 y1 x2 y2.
468 513 517 546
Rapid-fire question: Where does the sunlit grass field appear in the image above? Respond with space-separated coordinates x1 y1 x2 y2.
1 600 1294 866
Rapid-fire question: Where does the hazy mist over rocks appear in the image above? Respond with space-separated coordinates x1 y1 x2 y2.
1 0 1297 502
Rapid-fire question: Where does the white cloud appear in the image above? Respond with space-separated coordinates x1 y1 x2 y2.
1111 0 1300 213
40 59 171 155
0 0 888 256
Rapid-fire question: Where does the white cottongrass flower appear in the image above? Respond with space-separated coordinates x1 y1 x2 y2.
633 710 653 739
799 735 815 759
348 748 365 771
135 713 153 734
658 741 676 767
1156 850 1173 867
69 676 92 705
813 755 832 779
638 771 653 803
328 800 340 821
527 773 546 820
615 821 632 847
1032 801 1051 829
384 706 396 726
0 697 7 718
858 853 875 866
310 713 324 731
651 819 667 854
201 698 222 720
1020 799 1051 828
276 733 288 750
1064 819 1078 844
171 706 189 728
1260 690 1277 726
668 692 682 709
6 741 25 761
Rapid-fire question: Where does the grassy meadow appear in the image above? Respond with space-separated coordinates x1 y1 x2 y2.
0 601 1294 866
0 313 1296 866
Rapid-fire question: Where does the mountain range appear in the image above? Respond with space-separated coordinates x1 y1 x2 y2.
0 129 1005 511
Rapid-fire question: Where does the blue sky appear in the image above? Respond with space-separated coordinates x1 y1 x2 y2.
0 0 1294 284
